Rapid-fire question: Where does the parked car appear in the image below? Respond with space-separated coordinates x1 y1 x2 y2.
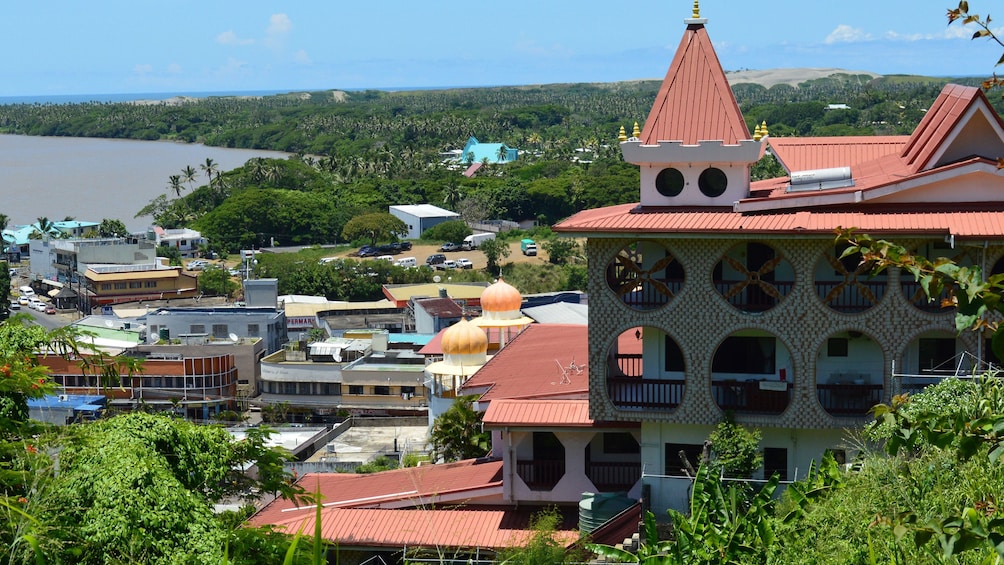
17 296 28 306
9 301 20 310
440 242 460 252
426 253 446 266
378 244 400 255
357 245 379 257
45 304 55 315
456 258 473 269
440 260 458 270
31 300 46 312
186 260 208 270
397 241 413 251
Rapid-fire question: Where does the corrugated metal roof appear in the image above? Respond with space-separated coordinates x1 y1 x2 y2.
459 324 589 401
768 136 907 173
640 22 749 146
901 84 980 172
260 506 579 550
483 399 592 427
555 202 1004 239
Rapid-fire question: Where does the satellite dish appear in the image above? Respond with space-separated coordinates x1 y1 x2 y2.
229 333 239 343
433 275 441 283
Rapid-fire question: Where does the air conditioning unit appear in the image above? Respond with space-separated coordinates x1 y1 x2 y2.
58 394 69 402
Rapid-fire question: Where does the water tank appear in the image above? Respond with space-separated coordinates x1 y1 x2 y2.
579 492 635 534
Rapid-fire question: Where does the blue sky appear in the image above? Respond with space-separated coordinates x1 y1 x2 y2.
2 1 1001 96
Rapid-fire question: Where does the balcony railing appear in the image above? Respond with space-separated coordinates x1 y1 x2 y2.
815 280 887 313
607 377 685 410
516 459 565 491
610 353 643 378
713 280 794 312
712 380 791 414
816 383 883 415
586 461 641 491
900 281 953 313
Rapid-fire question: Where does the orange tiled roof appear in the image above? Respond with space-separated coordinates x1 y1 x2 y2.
640 21 749 146
767 136 908 173
459 324 589 401
901 84 985 173
554 201 1004 239
256 505 579 551
249 459 504 526
483 399 592 427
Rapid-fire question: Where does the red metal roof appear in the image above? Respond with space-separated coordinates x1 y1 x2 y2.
254 505 579 551
249 459 504 526
900 84 983 173
483 399 592 427
554 202 1004 239
459 324 589 401
640 22 750 146
767 136 907 173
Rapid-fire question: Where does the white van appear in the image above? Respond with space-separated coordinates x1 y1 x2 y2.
395 256 417 268
19 286 34 297
375 255 395 262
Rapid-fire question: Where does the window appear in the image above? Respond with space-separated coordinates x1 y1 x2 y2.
101 283 112 291
712 336 776 374
665 443 703 477
827 338 848 357
145 281 157 288
374 386 391 395
190 325 206 334
297 383 312 395
129 281 142 289
655 167 685 197
212 324 228 338
280 382 296 395
247 324 260 337
763 447 788 481
698 167 728 197
113 282 127 290
664 336 685 372
401 386 416 395
919 338 956 372
321 383 341 395
602 432 640 454
349 385 364 395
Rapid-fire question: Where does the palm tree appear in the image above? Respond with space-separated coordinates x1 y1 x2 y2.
200 158 219 188
496 145 508 163
181 165 198 191
31 216 55 240
167 175 183 197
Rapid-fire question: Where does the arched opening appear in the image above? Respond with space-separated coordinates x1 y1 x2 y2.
713 242 793 312
516 432 565 491
605 326 685 411
815 330 884 416
814 244 887 313
710 330 791 415
605 242 685 311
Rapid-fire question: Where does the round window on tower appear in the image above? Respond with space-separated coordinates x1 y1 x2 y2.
655 167 685 197
698 167 728 197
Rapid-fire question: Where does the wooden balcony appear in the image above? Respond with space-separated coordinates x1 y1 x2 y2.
586 461 640 491
815 279 887 313
712 380 791 415
607 377 685 410
816 383 884 416
516 459 565 491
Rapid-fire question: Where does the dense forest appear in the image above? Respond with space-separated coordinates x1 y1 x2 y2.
0 73 992 252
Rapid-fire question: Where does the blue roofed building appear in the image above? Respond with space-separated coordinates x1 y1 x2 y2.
460 137 517 165
28 394 107 425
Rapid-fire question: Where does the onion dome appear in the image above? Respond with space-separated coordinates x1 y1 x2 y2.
441 318 488 356
480 278 523 316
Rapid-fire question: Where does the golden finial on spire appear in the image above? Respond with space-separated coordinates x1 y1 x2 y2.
760 120 769 139
618 125 627 142
753 122 762 141
632 122 641 138
692 0 700 19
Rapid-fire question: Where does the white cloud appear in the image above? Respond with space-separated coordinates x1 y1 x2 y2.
133 64 153 74
293 49 311 65
167 63 183 74
265 13 292 49
217 30 253 46
825 25 873 44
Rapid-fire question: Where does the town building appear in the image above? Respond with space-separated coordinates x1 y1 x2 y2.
388 204 460 240
29 236 156 283
82 264 199 313
553 4 1004 511
147 226 206 259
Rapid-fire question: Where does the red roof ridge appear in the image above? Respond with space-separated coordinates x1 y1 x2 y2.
640 21 750 146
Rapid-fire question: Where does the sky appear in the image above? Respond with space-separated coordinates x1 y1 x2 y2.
1 1 1001 97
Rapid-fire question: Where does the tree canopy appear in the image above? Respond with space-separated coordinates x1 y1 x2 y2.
341 212 407 246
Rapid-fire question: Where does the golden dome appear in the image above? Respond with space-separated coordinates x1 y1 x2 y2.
441 319 488 356
480 278 523 313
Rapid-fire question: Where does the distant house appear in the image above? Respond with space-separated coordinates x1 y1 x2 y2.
388 204 460 240
148 226 206 259
460 136 517 165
